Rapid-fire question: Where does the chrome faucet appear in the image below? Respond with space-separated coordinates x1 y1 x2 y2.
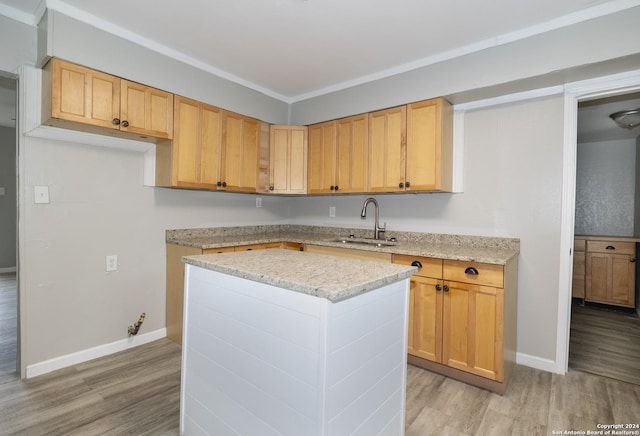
360 197 386 240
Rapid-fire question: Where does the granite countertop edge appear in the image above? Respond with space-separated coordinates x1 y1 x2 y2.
167 225 520 265
183 249 418 302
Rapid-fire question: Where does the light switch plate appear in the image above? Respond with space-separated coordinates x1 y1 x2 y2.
34 186 50 204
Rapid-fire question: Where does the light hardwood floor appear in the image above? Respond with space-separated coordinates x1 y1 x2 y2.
569 303 640 386
1 270 638 435
0 337 638 435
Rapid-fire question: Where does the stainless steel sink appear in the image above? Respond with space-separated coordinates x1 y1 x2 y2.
329 237 397 247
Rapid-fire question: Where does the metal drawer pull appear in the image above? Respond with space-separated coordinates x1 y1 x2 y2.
605 245 615 250
411 260 422 268
464 267 479 275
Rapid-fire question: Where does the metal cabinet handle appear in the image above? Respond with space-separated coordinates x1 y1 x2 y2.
631 258 636 263
399 182 404 188
112 118 121 125
121 120 129 127
269 186 274 191
411 260 422 268
406 181 411 188
222 181 227 187
605 245 615 250
435 284 442 291
464 267 479 275
443 285 449 292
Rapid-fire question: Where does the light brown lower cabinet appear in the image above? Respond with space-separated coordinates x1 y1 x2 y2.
166 241 286 344
394 254 518 394
585 240 636 308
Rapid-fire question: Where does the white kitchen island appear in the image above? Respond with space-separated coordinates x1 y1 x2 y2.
180 249 417 436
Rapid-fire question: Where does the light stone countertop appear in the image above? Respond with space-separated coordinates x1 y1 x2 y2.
168 224 520 265
183 249 417 302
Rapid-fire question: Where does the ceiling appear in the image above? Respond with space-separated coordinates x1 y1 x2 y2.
0 0 639 142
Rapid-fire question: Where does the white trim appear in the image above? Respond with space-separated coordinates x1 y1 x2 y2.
0 3 37 26
455 86 564 112
25 328 167 379
516 352 557 374
555 68 640 375
0 266 17 273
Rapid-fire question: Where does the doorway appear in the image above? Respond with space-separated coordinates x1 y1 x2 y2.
556 85 640 384
0 72 18 380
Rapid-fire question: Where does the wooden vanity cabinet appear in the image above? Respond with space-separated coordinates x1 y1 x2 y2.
585 240 636 308
42 58 173 140
156 96 222 189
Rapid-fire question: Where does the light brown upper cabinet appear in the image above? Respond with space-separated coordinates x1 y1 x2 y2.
308 114 368 194
369 105 406 192
42 58 173 140
405 98 453 192
269 125 308 194
220 111 264 193
308 120 337 194
156 96 222 190
369 98 453 192
336 114 369 193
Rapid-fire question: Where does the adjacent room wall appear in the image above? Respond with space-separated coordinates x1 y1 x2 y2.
575 139 637 236
0 126 16 269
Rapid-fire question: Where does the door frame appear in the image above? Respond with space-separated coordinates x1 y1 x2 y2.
556 69 640 374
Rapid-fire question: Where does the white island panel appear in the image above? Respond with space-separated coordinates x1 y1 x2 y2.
180 261 410 436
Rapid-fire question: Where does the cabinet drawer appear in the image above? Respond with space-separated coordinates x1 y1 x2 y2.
574 239 586 252
393 254 442 278
443 260 504 288
587 241 635 255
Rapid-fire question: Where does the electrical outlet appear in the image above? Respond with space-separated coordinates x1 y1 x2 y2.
34 186 50 204
329 206 336 218
256 197 262 208
106 255 118 272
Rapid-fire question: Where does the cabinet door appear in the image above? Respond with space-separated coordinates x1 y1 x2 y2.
120 80 174 139
171 96 222 189
406 98 453 192
442 281 503 381
336 114 369 193
221 111 260 192
410 276 443 362
586 252 636 307
369 106 406 192
48 58 120 129
308 121 337 194
270 125 308 194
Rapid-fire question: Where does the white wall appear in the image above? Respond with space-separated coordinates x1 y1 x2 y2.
289 95 566 362
20 136 289 366
575 139 637 236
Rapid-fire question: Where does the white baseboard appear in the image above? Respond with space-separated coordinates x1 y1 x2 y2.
0 266 17 273
25 328 167 379
516 351 558 374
